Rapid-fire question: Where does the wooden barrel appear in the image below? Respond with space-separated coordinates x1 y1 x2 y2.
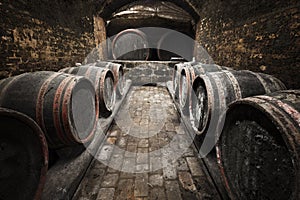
112 29 150 60
60 66 115 118
216 90 300 200
0 107 48 200
179 63 226 115
173 63 185 100
191 70 286 134
0 71 98 148
157 31 193 61
96 61 125 98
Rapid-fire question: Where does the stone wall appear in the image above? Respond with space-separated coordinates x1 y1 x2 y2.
195 0 300 89
0 0 102 79
112 61 178 85
1 0 299 89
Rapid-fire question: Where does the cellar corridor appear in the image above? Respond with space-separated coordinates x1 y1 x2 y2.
0 0 299 199
73 86 219 200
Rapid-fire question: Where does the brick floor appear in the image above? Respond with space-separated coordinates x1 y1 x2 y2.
73 86 220 200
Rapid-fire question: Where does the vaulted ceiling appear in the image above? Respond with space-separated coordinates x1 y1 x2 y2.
96 0 203 20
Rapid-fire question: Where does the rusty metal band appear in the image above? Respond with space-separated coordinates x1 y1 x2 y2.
53 76 74 145
269 76 285 90
198 64 206 74
186 68 192 109
216 145 233 199
172 65 178 86
81 88 98 143
100 69 109 110
188 65 196 114
34 124 49 200
179 68 190 108
66 77 97 144
68 67 77 74
61 77 79 143
257 95 300 129
212 73 227 136
112 65 119 82
36 73 60 146
188 64 196 109
247 71 271 93
118 67 124 94
197 75 214 135
189 65 196 82
188 66 196 114
83 66 93 78
62 77 97 144
58 68 68 73
110 66 118 89
93 69 102 118
174 65 182 91
223 70 242 99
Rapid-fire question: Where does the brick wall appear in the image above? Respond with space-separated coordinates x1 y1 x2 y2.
194 0 300 89
0 0 102 79
1 0 299 88
112 61 178 85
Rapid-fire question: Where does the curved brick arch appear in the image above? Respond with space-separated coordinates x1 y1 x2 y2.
96 0 202 20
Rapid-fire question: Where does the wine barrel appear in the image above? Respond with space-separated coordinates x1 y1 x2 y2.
0 107 48 200
216 90 300 200
157 31 193 61
173 63 185 100
191 70 286 134
0 71 98 148
60 66 115 118
112 29 150 60
179 63 227 115
96 61 125 98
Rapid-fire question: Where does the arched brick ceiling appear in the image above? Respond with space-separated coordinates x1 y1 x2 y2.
96 0 202 20
111 1 193 22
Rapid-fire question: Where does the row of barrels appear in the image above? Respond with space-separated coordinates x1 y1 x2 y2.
112 29 193 61
173 62 300 199
0 61 125 199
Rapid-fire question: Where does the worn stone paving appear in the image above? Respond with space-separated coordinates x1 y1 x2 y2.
73 86 220 200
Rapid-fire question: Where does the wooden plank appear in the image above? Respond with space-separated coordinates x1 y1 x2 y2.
41 80 132 200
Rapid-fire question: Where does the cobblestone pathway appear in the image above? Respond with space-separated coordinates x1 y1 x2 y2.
73 86 220 200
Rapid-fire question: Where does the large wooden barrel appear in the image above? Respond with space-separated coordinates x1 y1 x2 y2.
96 61 125 98
0 108 48 200
0 71 98 148
60 66 115 118
157 31 194 61
112 29 150 60
173 63 185 100
191 70 286 134
179 63 227 114
216 90 300 200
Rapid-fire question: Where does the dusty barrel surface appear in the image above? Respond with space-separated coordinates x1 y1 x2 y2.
179 63 226 114
157 31 194 61
0 108 48 200
216 90 300 200
96 61 125 98
191 70 286 134
112 29 150 60
60 65 115 118
0 71 98 148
